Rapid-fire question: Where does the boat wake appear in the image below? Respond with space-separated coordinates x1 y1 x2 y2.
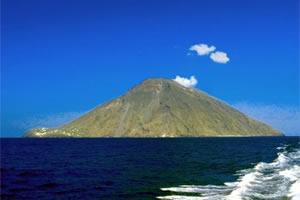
157 144 300 200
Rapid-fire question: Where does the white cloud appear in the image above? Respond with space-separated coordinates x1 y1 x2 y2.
189 44 216 56
210 51 230 64
233 102 300 136
189 43 230 64
173 75 198 88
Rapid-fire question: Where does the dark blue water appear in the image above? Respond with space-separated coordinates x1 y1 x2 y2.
1 137 299 200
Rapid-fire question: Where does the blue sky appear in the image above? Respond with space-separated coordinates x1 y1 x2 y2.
1 0 299 137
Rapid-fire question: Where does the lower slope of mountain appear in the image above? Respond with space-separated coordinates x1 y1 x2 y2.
26 78 282 137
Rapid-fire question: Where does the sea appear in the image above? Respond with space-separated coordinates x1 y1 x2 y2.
1 137 299 200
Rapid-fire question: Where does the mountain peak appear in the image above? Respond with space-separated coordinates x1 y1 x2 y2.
132 78 196 93
26 78 282 137
137 78 175 88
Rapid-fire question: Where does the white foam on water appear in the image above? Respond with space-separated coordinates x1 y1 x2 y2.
280 165 300 200
158 144 300 200
289 180 300 200
157 195 208 200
